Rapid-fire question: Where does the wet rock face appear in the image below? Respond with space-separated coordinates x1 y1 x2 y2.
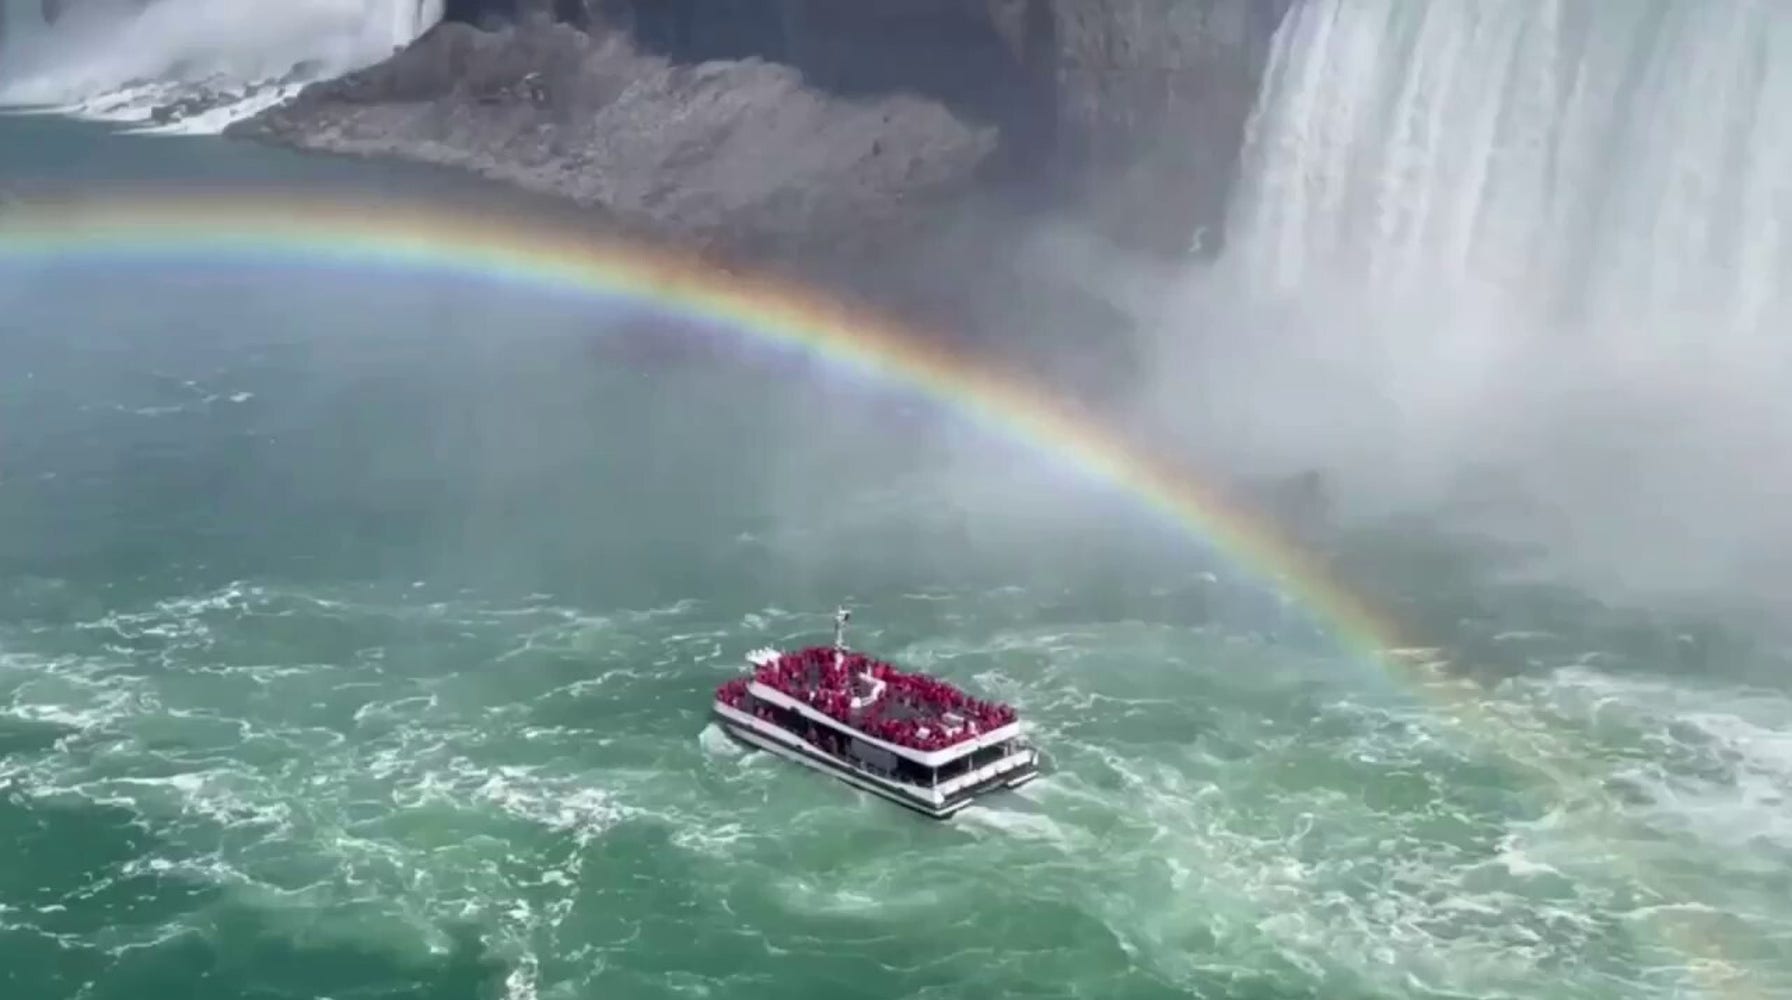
429 0 1293 254
36 0 148 26
1048 0 1295 254
443 0 620 32
233 21 999 261
451 0 1052 161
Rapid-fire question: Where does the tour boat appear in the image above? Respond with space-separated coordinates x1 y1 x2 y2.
712 608 1041 819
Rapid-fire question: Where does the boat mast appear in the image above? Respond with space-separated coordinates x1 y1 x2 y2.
832 605 851 671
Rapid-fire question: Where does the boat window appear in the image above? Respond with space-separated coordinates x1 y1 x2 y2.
891 753 934 784
934 743 1016 786
935 755 971 784
741 694 1012 787
848 739 899 774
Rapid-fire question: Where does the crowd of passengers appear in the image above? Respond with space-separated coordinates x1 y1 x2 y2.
713 645 1017 752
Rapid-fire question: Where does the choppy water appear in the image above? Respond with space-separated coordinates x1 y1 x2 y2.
5 120 1792 1000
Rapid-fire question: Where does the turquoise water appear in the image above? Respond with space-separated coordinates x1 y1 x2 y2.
3 118 1792 1000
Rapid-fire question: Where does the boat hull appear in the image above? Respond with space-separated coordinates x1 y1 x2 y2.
714 711 1039 820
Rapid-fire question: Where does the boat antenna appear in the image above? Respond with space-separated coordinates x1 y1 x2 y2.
832 605 851 670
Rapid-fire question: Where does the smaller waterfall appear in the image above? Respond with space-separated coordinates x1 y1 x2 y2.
0 0 444 133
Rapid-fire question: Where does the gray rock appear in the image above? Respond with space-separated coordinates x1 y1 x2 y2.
422 0 1295 255
234 20 996 259
36 0 152 27
1048 0 1294 254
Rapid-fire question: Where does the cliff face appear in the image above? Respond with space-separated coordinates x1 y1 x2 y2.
32 0 151 26
560 1 1057 181
1049 0 1293 253
419 0 1292 254
235 19 998 259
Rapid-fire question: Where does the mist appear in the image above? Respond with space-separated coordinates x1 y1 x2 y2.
1107 0 1792 609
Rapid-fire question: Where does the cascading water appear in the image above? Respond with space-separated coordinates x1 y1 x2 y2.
1231 0 1792 340
0 0 443 133
1186 0 1792 598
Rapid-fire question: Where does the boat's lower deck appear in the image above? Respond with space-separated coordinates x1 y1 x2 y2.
713 704 1039 820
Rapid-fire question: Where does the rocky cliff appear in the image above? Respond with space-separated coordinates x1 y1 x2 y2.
31 0 152 27
569 0 1295 254
236 17 998 259
241 0 1293 258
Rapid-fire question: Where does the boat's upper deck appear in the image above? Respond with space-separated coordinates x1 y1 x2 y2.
716 645 1017 754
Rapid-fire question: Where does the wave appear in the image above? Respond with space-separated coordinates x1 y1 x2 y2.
0 0 442 134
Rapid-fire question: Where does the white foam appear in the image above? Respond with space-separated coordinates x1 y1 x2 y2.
1613 704 1792 857
953 804 1078 850
696 722 744 760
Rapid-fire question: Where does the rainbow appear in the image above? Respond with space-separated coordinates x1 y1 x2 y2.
0 192 1771 996
0 192 1402 656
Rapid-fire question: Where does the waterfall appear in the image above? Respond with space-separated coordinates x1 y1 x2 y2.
1227 0 1791 349
1182 0 1792 596
0 0 444 132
